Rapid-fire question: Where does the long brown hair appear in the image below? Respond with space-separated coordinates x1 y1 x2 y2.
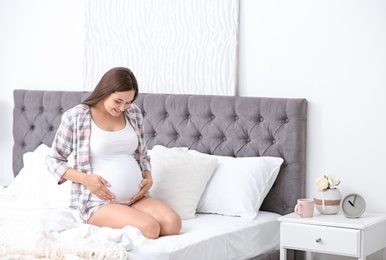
82 67 138 106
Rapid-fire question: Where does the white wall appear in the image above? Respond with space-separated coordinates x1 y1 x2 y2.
1 0 386 220
0 0 84 184
239 0 386 215
239 2 386 258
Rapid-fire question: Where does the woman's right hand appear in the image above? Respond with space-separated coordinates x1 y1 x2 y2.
82 174 115 201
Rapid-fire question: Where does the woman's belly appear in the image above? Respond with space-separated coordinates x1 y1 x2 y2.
90 157 143 204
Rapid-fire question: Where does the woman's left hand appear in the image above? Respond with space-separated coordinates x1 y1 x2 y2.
131 171 153 204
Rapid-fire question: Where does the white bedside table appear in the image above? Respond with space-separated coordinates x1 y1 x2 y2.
278 212 386 260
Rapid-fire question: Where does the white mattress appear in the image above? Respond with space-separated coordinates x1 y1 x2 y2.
131 211 281 260
0 194 280 260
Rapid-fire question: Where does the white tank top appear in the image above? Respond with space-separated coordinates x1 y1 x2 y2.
89 117 143 204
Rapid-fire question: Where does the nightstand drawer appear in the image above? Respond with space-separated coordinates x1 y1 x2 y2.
281 222 360 257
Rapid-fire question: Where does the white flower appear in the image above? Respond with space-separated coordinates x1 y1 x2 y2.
315 176 329 191
327 175 340 189
315 174 341 191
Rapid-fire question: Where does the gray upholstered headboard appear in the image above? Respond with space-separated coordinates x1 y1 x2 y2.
13 89 307 215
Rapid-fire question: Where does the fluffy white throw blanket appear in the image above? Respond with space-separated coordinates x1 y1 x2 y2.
0 208 138 259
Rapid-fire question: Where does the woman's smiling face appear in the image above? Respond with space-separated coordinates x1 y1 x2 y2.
103 90 135 117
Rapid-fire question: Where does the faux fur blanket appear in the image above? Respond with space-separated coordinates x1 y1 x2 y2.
0 208 137 260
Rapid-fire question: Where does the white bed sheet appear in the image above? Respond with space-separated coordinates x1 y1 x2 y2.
0 193 280 260
131 211 280 260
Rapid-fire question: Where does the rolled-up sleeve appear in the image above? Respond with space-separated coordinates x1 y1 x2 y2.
128 105 152 175
46 111 75 184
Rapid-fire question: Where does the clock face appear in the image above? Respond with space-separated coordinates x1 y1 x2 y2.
341 193 366 218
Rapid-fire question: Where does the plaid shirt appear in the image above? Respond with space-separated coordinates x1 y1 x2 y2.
46 103 151 221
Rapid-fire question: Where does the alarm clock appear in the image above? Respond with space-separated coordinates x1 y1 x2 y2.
340 193 366 218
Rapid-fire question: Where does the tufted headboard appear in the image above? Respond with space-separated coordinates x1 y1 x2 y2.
13 89 307 215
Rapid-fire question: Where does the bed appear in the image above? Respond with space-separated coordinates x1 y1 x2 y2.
2 89 307 260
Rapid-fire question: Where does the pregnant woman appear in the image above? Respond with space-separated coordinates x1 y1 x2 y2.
46 67 181 239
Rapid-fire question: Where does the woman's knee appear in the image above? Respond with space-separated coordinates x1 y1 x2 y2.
140 219 161 239
160 212 182 236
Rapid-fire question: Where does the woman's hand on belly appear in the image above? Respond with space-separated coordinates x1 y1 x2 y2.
131 171 153 204
82 174 115 201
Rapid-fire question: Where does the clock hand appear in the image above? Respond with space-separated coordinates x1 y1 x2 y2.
348 195 357 207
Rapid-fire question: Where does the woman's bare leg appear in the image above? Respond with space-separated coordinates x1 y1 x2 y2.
88 203 161 239
131 196 182 236
88 197 181 239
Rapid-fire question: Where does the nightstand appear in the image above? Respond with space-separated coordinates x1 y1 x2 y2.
278 212 386 260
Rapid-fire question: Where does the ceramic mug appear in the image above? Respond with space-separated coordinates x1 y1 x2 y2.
294 198 314 218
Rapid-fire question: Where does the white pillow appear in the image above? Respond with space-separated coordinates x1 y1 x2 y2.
1 166 35 198
3 144 72 208
147 146 188 158
188 150 284 219
148 145 218 220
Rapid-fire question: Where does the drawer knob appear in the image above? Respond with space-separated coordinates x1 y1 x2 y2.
315 238 322 243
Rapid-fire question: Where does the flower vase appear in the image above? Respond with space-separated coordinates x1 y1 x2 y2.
314 188 342 214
